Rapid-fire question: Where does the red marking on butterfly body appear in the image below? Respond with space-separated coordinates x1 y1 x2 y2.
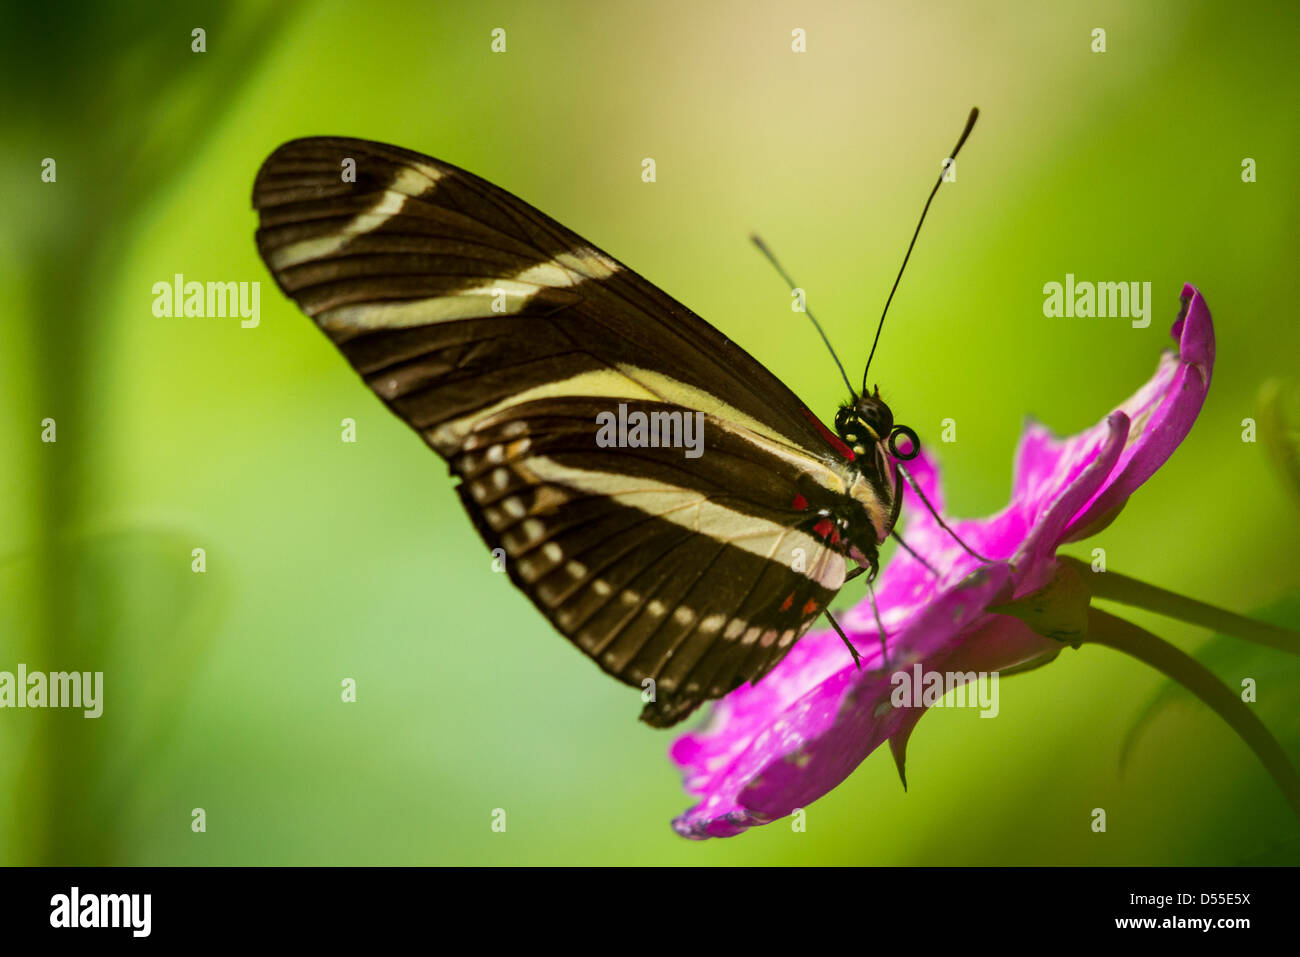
812 518 842 546
809 517 843 546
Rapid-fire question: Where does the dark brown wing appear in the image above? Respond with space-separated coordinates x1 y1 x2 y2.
252 137 868 724
451 396 848 725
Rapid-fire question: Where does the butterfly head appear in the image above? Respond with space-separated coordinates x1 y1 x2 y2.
835 386 920 462
836 386 892 452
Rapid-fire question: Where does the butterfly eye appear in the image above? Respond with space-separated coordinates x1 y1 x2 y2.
888 425 920 461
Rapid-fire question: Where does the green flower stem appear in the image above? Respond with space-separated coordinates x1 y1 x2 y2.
1084 607 1300 821
1063 557 1300 655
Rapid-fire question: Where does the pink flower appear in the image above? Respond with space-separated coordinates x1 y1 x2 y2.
670 284 1215 839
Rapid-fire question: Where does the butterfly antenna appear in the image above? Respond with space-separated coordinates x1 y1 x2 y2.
751 233 857 400
862 106 979 392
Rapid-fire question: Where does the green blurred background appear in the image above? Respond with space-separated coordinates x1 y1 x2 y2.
2 0 1298 865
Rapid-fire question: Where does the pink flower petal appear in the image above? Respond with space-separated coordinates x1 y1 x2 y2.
1012 412 1129 592
672 562 1014 838
668 285 1215 839
1011 285 1213 547
1069 285 1212 540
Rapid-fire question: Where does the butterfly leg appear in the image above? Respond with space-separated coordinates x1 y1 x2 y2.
890 529 940 576
842 553 891 664
866 580 889 665
823 583 887 669
843 545 879 583
822 609 862 671
896 463 993 564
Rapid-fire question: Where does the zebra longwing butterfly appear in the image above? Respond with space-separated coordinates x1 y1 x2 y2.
252 112 976 726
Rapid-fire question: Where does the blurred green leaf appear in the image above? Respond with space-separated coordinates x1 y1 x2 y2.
1259 379 1300 514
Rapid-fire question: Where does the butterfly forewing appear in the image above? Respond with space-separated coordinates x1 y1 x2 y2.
252 136 872 725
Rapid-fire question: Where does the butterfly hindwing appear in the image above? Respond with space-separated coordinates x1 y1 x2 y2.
451 395 849 724
252 136 872 725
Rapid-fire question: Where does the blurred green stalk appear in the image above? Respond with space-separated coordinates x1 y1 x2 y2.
5 1 294 863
